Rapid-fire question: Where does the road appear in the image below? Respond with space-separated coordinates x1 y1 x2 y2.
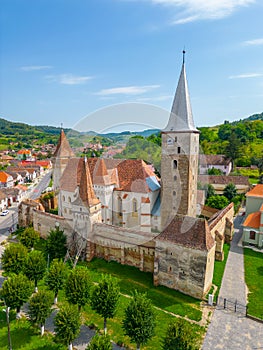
0 171 52 257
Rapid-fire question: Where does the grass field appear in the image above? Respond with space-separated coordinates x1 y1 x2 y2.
210 243 230 301
244 248 263 319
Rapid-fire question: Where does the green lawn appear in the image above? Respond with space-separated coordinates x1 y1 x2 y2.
211 243 230 301
83 258 202 322
244 248 263 319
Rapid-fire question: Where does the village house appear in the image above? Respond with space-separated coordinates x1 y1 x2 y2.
199 154 232 175
242 184 263 249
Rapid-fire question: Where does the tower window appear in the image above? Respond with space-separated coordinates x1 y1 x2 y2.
173 160 177 169
174 175 177 181
173 191 176 196
177 147 181 154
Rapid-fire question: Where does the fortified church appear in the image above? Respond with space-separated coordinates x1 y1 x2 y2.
19 56 234 299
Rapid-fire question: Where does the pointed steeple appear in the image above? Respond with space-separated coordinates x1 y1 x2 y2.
163 52 197 132
79 158 100 207
53 129 75 158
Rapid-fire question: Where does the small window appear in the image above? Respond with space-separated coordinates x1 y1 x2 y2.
249 231 256 240
173 160 177 169
68 197 71 203
168 266 172 272
173 191 176 196
174 136 177 142
133 198 138 213
174 175 177 181
177 147 181 154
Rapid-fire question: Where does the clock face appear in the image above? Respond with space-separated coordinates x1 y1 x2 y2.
167 138 174 145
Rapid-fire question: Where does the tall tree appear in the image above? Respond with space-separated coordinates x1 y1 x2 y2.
86 333 112 350
65 267 91 311
0 274 33 318
224 132 242 169
28 290 53 336
162 319 198 350
1 243 28 275
45 259 68 304
122 291 156 350
18 227 40 250
45 227 67 261
55 303 81 350
24 250 46 292
90 275 120 334
223 183 237 202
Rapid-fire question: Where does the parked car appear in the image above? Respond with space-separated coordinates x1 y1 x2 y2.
1 210 9 216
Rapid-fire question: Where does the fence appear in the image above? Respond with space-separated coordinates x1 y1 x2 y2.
217 297 247 316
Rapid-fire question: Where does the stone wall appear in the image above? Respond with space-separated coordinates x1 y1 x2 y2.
154 240 211 299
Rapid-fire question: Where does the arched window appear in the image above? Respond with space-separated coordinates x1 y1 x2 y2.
173 160 177 169
133 198 138 213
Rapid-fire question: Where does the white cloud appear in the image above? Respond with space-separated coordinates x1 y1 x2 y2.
243 38 263 46
148 0 255 24
229 73 263 79
96 85 160 96
20 65 52 71
45 74 93 85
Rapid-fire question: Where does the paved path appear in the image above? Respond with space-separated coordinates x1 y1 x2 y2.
202 211 263 350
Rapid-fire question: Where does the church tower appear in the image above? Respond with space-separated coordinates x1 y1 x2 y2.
161 52 199 230
52 128 75 191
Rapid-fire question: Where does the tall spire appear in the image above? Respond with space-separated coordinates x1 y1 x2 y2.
53 129 75 158
163 52 197 132
79 158 100 207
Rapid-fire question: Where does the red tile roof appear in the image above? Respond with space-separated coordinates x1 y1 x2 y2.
243 212 261 229
246 184 263 198
157 215 214 251
79 159 100 207
0 171 12 183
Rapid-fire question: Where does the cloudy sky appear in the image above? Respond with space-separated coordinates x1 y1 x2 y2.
0 0 262 132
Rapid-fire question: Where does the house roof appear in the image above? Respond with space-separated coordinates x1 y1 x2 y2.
198 175 250 186
157 215 214 251
17 150 31 154
246 184 263 198
0 171 13 182
60 158 82 192
243 212 261 229
201 154 231 166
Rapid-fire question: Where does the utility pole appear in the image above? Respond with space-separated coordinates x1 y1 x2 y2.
3 302 12 350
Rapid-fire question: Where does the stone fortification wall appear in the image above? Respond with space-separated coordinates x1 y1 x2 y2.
208 203 234 261
86 223 155 273
18 200 44 228
33 209 73 239
154 240 211 299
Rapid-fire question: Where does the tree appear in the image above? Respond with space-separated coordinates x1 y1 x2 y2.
45 227 67 261
24 250 46 292
86 333 112 350
28 290 53 336
46 259 68 304
65 267 91 311
206 195 229 210
1 243 28 275
18 227 40 250
90 275 120 334
223 183 237 202
122 291 156 350
162 319 198 350
0 274 33 318
206 184 215 199
55 303 81 350
224 132 242 169
208 167 222 175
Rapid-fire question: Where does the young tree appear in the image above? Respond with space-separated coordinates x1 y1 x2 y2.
45 227 67 261
162 319 198 350
0 274 33 318
206 195 229 210
206 184 215 199
28 290 53 336
86 333 112 350
1 243 28 275
224 132 242 169
65 267 91 311
18 227 40 250
45 259 68 304
90 275 120 334
223 183 237 202
208 167 222 175
55 303 81 350
24 250 46 292
122 291 156 350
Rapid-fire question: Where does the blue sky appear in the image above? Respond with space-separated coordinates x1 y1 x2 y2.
1 0 263 132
